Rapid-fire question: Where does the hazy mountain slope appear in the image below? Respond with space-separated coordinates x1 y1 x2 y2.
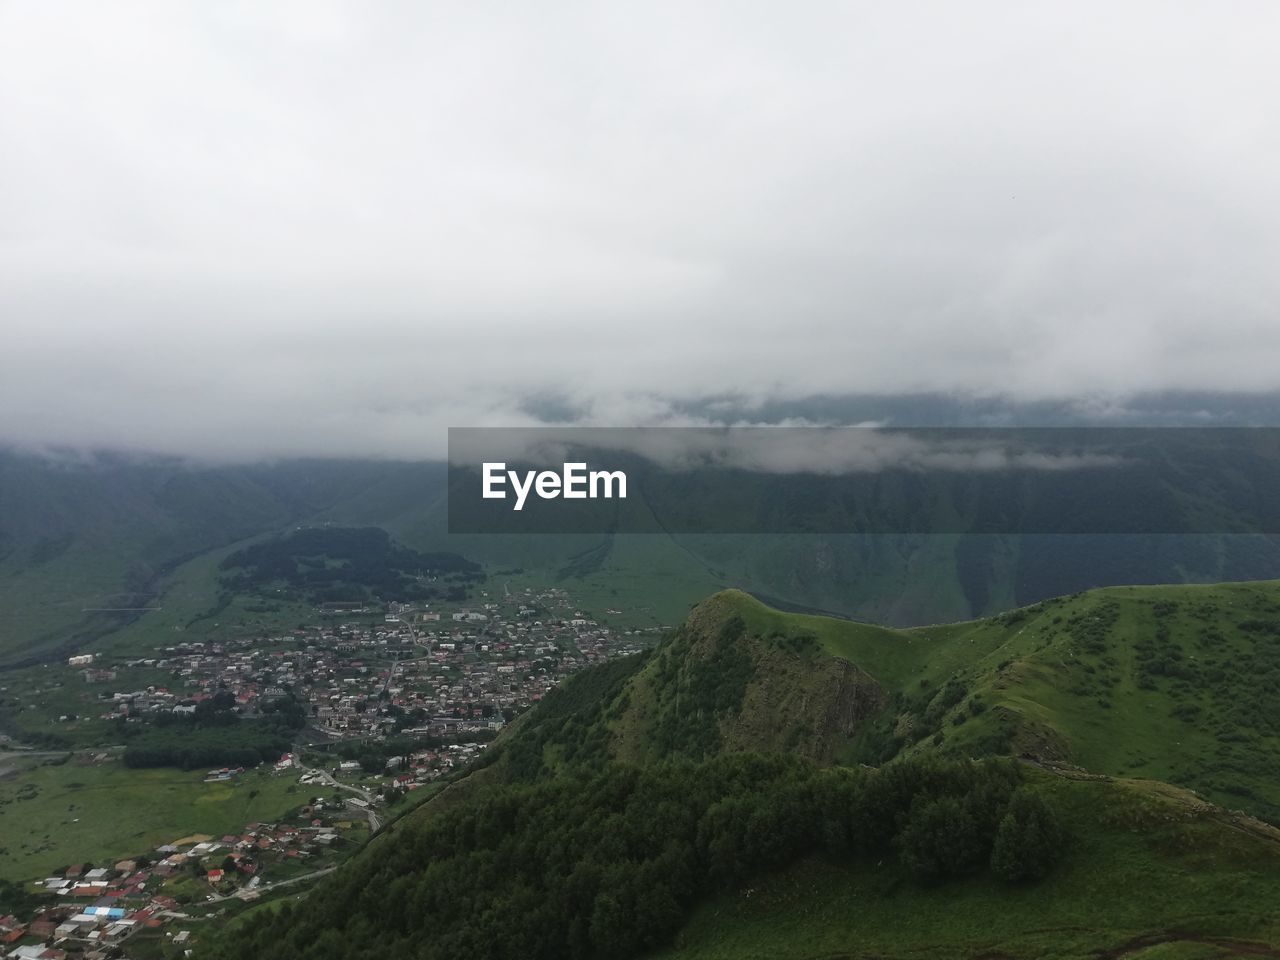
674 532 1280 626
0 453 284 665
7 448 1280 664
0 452 429 665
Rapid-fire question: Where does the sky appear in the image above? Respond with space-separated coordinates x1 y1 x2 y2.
2 2 1279 460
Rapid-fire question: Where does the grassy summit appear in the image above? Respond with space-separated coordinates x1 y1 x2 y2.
498 581 1280 821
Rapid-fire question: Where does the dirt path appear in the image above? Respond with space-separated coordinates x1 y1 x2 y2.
1095 932 1280 958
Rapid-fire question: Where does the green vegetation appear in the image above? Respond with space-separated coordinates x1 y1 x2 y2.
560 582 1280 823
0 452 420 666
0 758 304 880
492 594 886 780
13 448 1280 668
198 580 1280 960
219 526 481 606
989 788 1065 881
202 755 1058 960
498 653 653 780
327 731 496 778
92 534 326 659
0 875 42 914
122 695 305 770
655 775 1280 959
8 448 1280 960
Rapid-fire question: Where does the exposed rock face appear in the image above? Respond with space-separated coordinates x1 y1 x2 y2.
608 592 890 764
816 658 888 754
721 651 887 762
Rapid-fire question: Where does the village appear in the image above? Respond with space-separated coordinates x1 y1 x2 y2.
1 799 362 959
94 586 651 750
0 586 662 958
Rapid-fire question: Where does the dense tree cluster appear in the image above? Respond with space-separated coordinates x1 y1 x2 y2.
123 722 294 770
500 653 648 780
649 616 755 758
202 755 1066 960
0 878 43 916
990 790 1067 881
219 526 482 605
122 696 305 770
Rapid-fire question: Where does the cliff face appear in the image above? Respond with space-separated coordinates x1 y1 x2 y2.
603 591 889 765
717 648 886 761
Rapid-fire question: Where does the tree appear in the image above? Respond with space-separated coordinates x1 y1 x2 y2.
588 892 630 956
990 790 1067 882
897 795 986 879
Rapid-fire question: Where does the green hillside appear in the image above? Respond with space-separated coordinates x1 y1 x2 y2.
199 581 1280 960
657 774 1280 960
206 750 1280 960
488 582 1280 822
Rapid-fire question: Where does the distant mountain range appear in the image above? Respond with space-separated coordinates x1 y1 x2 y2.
6 437 1280 664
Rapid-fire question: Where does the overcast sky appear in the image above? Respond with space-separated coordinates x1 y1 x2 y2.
2 2 1278 460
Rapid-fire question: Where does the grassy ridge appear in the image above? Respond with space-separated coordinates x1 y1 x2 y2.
693 583 1280 822
488 582 1280 825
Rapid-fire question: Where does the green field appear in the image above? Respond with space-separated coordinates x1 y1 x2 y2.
0 757 306 880
99 544 325 659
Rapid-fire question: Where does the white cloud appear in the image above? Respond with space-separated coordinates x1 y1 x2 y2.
2 1 1279 459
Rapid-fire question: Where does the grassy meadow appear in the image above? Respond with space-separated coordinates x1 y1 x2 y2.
0 757 306 881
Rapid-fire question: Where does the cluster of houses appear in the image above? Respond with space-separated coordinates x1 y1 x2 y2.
1 586 665 957
310 593 656 741
86 588 657 759
1 807 360 958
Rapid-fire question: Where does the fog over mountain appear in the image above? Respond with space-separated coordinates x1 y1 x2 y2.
3 3 1279 460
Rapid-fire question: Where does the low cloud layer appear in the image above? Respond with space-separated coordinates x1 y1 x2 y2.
3 3 1279 460
450 427 1125 475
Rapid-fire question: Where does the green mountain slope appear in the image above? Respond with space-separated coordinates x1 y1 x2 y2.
656 774 1280 960
201 582 1280 960
490 581 1280 822
204 751 1280 960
